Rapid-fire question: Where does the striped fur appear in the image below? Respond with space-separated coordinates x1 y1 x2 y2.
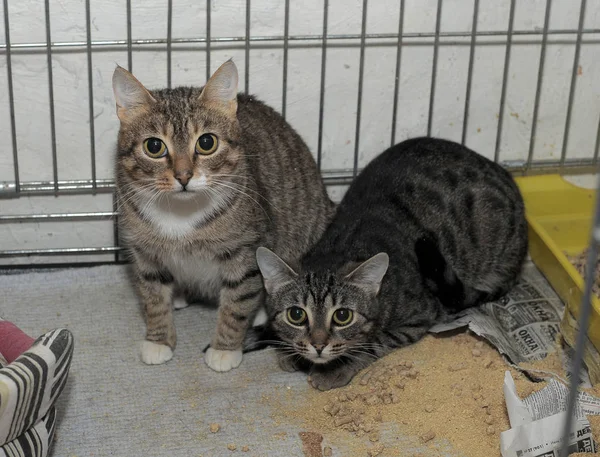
256 137 528 391
113 61 334 369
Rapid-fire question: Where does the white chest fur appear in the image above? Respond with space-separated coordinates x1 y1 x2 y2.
162 251 222 298
138 191 224 239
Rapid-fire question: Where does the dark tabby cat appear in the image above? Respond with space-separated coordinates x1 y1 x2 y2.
255 137 527 390
112 60 334 371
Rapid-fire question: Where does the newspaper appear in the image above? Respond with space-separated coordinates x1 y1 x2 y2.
500 371 597 456
429 264 592 385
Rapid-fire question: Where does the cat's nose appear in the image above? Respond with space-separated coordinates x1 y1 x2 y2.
175 171 193 188
313 344 325 355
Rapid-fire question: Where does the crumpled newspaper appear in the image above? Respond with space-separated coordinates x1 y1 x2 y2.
500 371 598 456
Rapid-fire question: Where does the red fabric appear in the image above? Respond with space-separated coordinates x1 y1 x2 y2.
0 321 35 364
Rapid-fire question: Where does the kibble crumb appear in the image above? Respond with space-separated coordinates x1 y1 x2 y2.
486 426 495 435
367 443 385 456
227 444 236 451
407 368 419 379
369 431 380 442
485 416 494 425
405 361 414 369
241 446 249 452
323 446 333 457
471 349 482 357
209 423 220 433
448 362 466 372
420 430 436 443
424 405 434 413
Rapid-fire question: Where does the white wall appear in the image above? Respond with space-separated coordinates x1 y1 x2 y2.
0 0 599 264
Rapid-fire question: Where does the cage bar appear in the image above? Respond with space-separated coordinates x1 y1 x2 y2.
245 0 250 94
206 0 211 81
316 0 329 170
167 0 173 88
126 0 132 71
3 29 600 54
526 0 552 171
560 0 586 170
390 0 405 147
494 0 516 163
2 0 19 194
559 172 600 457
595 116 600 165
44 0 59 194
427 0 443 137
85 0 97 190
281 0 290 119
461 0 480 145
353 0 368 179
0 212 115 223
0 247 121 258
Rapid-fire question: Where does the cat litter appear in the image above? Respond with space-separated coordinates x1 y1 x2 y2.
270 329 600 457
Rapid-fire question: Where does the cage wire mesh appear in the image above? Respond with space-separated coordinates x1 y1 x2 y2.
0 0 600 451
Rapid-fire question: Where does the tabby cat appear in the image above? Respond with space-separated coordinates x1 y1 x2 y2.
256 137 527 390
112 60 334 371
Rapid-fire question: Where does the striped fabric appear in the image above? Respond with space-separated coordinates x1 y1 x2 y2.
0 328 74 457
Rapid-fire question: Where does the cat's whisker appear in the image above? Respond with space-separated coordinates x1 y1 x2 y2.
211 181 272 219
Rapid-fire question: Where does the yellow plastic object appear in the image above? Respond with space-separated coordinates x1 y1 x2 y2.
515 174 600 382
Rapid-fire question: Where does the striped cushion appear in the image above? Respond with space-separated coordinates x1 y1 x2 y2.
0 328 73 446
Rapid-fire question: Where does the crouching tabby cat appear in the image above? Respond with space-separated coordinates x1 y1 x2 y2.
112 60 334 371
256 137 527 390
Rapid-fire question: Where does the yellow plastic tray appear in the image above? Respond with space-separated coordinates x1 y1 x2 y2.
515 174 600 382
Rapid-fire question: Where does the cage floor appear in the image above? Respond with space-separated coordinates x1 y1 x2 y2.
0 263 548 457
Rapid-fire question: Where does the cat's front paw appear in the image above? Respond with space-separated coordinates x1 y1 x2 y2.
277 353 301 372
309 368 355 391
173 296 190 310
141 341 173 365
204 347 243 372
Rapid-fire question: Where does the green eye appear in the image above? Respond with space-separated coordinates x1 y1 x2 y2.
332 309 353 326
143 138 167 158
195 133 219 155
286 307 307 326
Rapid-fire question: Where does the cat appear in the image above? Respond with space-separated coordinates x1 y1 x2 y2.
255 137 528 390
112 59 335 372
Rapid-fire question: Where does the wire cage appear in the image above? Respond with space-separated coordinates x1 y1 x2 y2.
0 0 599 453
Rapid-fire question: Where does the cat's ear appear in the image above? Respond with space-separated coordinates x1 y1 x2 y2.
112 65 156 122
344 253 389 296
199 59 238 116
256 247 298 295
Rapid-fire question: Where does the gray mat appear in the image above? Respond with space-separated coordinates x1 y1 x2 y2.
0 263 548 457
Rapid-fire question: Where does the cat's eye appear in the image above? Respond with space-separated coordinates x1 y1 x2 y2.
195 133 219 155
286 307 307 326
332 309 353 326
143 138 168 158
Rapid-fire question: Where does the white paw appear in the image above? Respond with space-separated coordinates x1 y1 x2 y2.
204 347 243 372
141 341 173 365
252 307 268 326
173 296 190 310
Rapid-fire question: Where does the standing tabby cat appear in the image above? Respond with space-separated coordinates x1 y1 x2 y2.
256 137 527 390
113 60 334 371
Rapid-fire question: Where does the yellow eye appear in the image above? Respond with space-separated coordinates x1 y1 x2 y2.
287 307 307 326
332 309 353 326
195 133 219 155
143 138 167 158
